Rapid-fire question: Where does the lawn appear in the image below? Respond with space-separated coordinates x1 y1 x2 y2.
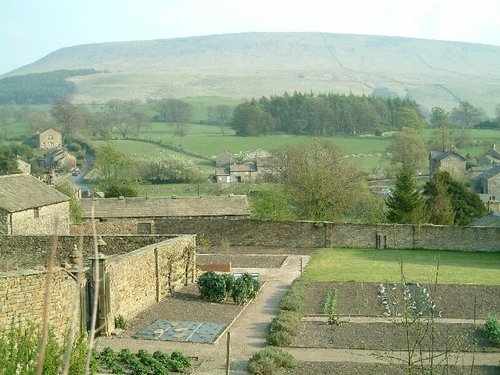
303 248 500 285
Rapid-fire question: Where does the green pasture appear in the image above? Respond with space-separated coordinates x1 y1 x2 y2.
303 248 500 285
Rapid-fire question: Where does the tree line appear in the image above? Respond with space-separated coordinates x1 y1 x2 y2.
0 70 97 105
230 92 424 136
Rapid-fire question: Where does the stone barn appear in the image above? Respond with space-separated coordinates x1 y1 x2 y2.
0 174 70 235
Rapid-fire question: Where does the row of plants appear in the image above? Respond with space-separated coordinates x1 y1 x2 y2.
197 271 260 305
96 347 190 374
268 278 307 347
245 279 308 374
323 288 341 325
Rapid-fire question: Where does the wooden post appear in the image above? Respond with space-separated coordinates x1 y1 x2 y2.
225 331 231 375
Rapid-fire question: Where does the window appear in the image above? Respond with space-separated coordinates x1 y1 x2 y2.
137 223 152 234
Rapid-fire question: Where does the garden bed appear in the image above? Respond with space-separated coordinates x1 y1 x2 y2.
196 254 286 268
294 362 500 375
291 322 498 351
121 283 245 337
303 282 500 319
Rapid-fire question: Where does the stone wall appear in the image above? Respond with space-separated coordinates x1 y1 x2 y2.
0 269 79 338
0 234 179 271
70 220 155 235
154 218 500 252
9 201 70 235
103 235 196 332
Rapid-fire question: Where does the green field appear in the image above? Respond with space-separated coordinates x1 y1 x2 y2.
303 248 500 285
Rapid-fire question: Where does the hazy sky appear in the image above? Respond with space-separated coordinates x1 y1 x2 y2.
2 0 500 74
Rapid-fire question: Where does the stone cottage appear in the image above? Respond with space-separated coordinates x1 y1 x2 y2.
33 128 62 149
0 174 70 235
42 146 77 171
470 164 500 196
429 150 467 176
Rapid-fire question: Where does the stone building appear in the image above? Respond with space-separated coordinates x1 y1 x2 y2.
477 144 500 167
33 128 62 149
213 149 273 183
0 174 70 235
80 195 250 232
471 164 500 196
429 150 467 176
41 146 77 170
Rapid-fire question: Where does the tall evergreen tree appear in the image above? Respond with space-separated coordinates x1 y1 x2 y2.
386 166 427 224
423 171 486 225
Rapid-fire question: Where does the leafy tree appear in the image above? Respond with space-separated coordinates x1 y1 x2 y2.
425 173 455 225
154 98 193 136
430 107 449 128
207 104 234 135
94 144 140 197
230 100 275 136
423 171 486 225
249 187 297 221
277 140 362 221
386 166 427 224
451 101 483 129
386 127 428 168
50 100 84 137
55 181 82 223
144 155 201 183
0 146 20 175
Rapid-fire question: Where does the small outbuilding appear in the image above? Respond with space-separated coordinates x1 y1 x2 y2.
0 174 70 235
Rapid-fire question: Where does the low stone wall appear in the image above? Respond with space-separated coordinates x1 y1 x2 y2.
104 235 197 332
0 269 79 338
70 220 154 235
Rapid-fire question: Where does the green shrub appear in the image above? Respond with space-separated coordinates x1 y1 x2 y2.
270 310 300 336
248 347 297 374
267 330 292 347
231 274 261 305
278 281 305 312
485 315 500 347
197 271 228 302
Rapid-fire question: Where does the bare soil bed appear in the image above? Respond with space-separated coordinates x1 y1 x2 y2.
196 254 286 268
292 322 498 352
293 362 500 375
121 283 244 337
303 282 500 319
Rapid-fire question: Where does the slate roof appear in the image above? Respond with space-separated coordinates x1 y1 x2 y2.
0 174 70 213
473 164 500 181
469 212 500 228
429 150 467 161
81 195 250 218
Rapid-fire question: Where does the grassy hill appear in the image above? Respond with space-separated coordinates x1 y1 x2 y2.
4 32 500 114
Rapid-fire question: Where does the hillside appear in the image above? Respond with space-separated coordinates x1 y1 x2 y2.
4 32 500 114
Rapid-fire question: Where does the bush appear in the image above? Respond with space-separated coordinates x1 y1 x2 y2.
247 347 296 374
485 315 500 347
231 274 261 305
197 271 228 302
267 329 293 347
278 281 306 312
270 310 300 336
